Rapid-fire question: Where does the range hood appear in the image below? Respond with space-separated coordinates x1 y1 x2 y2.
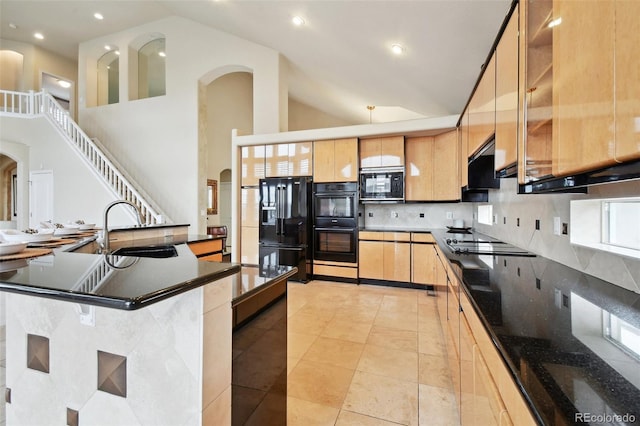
461 138 500 202
467 139 500 190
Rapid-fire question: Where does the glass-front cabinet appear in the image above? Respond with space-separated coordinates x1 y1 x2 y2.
520 0 640 185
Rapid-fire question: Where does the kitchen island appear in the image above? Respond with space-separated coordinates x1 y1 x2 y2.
0 242 294 425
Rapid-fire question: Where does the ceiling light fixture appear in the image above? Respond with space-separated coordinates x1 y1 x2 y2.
104 45 111 51
391 44 404 55
292 16 305 26
547 17 562 28
34 32 44 40
367 105 375 124
94 12 104 20
115 50 120 56
58 80 71 89
158 51 166 57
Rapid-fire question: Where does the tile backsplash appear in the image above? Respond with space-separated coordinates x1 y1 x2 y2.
473 179 640 295
363 203 474 230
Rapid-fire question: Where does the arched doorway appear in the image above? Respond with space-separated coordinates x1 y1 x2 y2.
199 69 253 238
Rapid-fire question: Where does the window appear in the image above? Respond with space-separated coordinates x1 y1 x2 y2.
570 197 640 259
138 38 166 99
603 200 640 251
603 312 640 361
97 49 119 105
477 204 493 226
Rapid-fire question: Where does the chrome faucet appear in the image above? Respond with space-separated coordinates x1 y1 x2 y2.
101 200 145 252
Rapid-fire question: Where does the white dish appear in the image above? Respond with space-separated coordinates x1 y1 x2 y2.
1 229 56 243
54 227 80 236
0 242 28 256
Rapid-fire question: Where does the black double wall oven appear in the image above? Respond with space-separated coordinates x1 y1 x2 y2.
313 182 358 264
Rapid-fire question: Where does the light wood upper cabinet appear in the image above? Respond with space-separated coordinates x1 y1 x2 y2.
406 130 460 201
460 110 469 188
405 136 434 200
313 138 358 182
468 54 496 157
240 187 259 227
241 145 266 186
521 0 638 182
359 136 405 168
495 6 519 173
265 141 313 177
551 0 616 176
433 130 460 200
614 0 640 163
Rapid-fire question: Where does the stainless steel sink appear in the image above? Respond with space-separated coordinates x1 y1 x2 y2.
67 238 177 258
111 245 177 258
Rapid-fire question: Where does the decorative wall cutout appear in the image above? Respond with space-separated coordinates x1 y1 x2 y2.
27 334 50 373
66 408 79 426
97 350 127 398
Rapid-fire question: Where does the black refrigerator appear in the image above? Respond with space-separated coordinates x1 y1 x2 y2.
259 177 312 282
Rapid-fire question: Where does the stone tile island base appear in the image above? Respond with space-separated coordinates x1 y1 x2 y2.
4 275 233 425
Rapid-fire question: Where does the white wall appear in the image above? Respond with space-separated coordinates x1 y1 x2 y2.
474 179 640 294
0 116 133 227
77 16 286 232
288 98 355 131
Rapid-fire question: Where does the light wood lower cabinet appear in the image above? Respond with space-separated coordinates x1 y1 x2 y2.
313 260 358 280
188 239 224 261
359 231 427 284
411 233 437 285
383 240 410 282
358 239 410 282
435 246 537 426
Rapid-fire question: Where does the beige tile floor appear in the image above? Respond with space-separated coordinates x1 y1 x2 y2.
287 280 459 426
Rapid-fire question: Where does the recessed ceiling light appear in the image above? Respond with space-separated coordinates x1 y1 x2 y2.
115 50 120 56
158 51 166 57
104 45 111 51
58 80 71 89
391 44 404 55
292 16 305 26
34 32 44 40
94 12 104 20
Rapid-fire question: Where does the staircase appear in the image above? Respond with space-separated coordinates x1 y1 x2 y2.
0 90 169 225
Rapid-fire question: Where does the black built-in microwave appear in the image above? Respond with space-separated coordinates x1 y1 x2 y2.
359 167 404 202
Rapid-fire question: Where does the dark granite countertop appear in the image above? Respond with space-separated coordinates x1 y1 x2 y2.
231 264 296 306
0 243 240 310
429 229 640 425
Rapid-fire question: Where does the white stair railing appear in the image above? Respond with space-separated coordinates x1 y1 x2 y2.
0 90 169 225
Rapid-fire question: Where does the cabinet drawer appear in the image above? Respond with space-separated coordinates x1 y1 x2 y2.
383 232 411 242
411 233 435 243
314 264 358 279
189 239 223 256
359 231 384 241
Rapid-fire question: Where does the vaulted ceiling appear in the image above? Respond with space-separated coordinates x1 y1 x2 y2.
0 0 511 124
